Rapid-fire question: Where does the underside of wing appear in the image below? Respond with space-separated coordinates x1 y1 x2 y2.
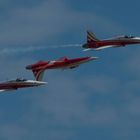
0 90 7 92
83 48 93 51
94 45 121 50
0 88 17 92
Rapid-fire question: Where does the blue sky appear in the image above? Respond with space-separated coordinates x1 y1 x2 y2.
0 0 140 140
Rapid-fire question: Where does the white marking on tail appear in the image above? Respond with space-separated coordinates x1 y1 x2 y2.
87 30 99 43
32 69 45 81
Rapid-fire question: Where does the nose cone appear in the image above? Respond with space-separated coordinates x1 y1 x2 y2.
82 56 98 63
89 56 99 61
134 37 140 40
35 81 48 86
38 81 47 85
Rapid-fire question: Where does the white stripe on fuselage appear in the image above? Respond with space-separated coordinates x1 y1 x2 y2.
6 80 47 86
61 58 95 69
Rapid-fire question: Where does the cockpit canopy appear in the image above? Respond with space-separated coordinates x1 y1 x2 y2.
6 78 27 83
58 57 68 61
123 35 135 38
113 35 135 40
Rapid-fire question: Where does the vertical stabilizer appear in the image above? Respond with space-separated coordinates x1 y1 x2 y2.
32 69 45 81
87 30 99 43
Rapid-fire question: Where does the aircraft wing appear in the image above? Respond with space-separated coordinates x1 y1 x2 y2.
83 48 93 51
0 90 7 92
95 45 122 50
0 88 17 92
84 45 121 51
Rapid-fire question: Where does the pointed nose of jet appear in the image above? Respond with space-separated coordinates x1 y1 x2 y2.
83 56 98 63
89 56 99 61
33 80 48 86
37 81 48 85
134 37 140 40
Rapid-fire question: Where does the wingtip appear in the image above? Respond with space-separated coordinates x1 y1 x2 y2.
83 48 93 52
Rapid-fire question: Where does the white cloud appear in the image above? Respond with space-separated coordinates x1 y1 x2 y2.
82 75 119 94
124 48 140 77
0 0 125 46
0 1 140 140
128 97 140 116
0 70 140 140
0 123 28 140
20 73 119 127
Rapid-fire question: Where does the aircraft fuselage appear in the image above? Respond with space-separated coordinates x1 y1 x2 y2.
26 56 98 71
0 79 46 91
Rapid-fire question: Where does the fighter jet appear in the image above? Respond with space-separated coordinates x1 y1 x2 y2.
82 30 140 51
26 56 98 79
0 70 47 92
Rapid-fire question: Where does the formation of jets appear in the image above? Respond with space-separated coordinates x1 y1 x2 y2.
1 30 140 92
0 56 97 92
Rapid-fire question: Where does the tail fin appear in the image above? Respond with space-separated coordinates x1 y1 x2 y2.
87 30 99 44
32 69 45 81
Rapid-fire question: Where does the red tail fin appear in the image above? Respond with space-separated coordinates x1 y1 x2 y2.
32 69 45 81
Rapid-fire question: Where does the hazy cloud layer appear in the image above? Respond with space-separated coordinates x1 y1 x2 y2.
0 0 124 46
0 0 140 140
0 71 140 140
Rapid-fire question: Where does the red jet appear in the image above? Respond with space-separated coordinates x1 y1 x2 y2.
82 30 140 51
26 56 98 80
0 78 47 92
0 70 47 92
